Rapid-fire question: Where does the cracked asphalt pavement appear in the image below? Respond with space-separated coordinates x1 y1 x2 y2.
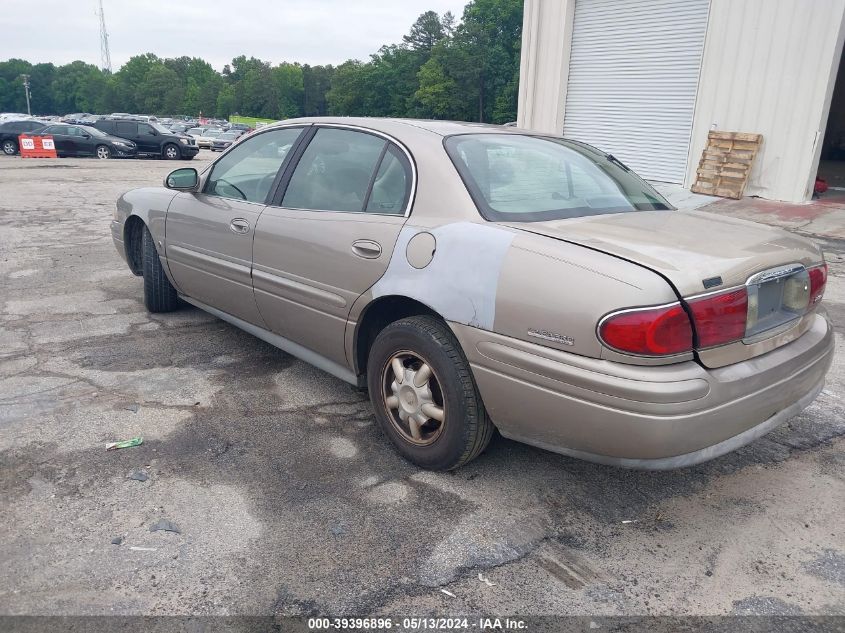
1 155 843 617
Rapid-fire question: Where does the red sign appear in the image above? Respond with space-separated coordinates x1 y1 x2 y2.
19 134 57 158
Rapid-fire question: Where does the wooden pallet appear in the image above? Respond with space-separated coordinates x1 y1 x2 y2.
691 131 762 199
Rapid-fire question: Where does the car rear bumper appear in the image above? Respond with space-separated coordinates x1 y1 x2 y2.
450 312 834 469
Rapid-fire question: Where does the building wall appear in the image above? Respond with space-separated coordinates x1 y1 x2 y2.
518 0 845 203
686 0 845 202
517 0 575 133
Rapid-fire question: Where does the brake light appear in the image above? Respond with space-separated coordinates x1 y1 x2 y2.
687 288 748 348
808 264 828 305
599 304 693 356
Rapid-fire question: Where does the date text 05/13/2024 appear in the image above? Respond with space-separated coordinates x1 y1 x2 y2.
307 618 528 630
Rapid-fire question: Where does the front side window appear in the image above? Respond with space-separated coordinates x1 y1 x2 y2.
283 128 391 213
139 124 156 136
445 134 671 222
204 127 303 204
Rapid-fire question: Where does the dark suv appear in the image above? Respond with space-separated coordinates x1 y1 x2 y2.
93 119 198 160
1 119 47 155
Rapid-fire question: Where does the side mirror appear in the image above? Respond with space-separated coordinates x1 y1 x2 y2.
165 168 199 190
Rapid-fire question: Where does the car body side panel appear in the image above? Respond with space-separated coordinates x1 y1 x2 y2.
493 231 683 363
369 222 516 330
165 193 267 326
252 209 407 367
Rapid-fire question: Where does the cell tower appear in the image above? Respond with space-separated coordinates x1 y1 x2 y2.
98 0 113 73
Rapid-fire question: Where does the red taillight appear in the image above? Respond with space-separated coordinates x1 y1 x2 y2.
599 303 693 356
808 264 828 305
687 288 748 348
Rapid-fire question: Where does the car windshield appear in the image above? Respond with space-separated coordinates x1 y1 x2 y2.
188 128 204 135
205 130 223 138
80 125 107 137
444 134 672 222
219 133 238 140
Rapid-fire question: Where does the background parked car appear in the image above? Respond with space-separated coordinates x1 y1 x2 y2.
187 127 224 149
210 131 245 152
33 124 137 158
94 119 198 160
0 119 46 155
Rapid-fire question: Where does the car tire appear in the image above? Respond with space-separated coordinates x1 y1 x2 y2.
163 143 180 160
96 145 111 159
367 315 494 470
2 139 17 155
142 226 179 313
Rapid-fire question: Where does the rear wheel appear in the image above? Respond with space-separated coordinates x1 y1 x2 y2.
3 140 18 155
367 315 494 470
142 226 179 313
95 145 111 159
163 143 180 160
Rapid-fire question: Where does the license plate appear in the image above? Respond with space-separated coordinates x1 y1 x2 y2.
745 264 809 340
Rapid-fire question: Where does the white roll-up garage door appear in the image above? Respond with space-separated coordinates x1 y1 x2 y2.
563 0 710 183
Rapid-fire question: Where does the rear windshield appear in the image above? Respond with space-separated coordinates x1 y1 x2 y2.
445 134 671 222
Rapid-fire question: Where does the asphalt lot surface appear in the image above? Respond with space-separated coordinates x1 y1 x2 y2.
1 153 843 618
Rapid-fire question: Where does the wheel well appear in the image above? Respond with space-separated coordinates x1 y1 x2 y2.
354 296 440 376
124 216 145 276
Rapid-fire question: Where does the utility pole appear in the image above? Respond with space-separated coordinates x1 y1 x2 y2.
98 0 113 73
20 74 31 115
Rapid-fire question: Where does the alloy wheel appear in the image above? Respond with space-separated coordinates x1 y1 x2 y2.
96 146 110 159
2 141 15 155
165 145 178 159
381 350 446 446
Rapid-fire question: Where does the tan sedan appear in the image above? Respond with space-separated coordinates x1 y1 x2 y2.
110 118 834 470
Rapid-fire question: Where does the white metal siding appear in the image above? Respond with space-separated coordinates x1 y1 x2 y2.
563 0 710 182
687 0 845 202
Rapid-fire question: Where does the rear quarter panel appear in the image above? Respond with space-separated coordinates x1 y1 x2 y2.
494 232 683 362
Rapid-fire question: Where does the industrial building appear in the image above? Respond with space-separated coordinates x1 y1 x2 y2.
517 0 845 203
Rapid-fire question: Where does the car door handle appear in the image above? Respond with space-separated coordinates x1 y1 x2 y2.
351 239 382 259
229 218 251 234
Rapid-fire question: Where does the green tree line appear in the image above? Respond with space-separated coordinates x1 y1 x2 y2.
0 0 522 123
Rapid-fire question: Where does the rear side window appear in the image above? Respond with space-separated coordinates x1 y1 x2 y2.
283 128 410 214
366 146 411 214
116 121 137 136
444 134 671 222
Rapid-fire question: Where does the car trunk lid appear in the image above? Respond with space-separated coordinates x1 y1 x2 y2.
503 210 824 367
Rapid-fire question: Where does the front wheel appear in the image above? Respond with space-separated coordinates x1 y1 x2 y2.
163 143 180 160
367 315 494 470
2 140 17 155
96 145 111 159
142 226 179 313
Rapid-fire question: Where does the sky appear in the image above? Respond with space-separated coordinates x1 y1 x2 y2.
1 0 471 70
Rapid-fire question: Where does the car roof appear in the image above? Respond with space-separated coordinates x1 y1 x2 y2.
266 117 533 139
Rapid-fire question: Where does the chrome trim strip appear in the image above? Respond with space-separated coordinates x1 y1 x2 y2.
252 267 348 309
685 284 746 302
746 262 805 286
180 295 358 385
